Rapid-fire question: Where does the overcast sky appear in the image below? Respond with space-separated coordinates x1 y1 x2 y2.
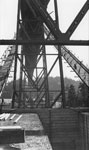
0 0 89 80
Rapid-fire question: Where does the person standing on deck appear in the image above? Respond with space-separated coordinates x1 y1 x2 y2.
0 97 4 114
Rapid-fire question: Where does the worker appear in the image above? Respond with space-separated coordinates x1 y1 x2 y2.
0 97 4 114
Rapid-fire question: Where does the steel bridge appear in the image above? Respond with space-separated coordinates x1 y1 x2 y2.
0 0 89 149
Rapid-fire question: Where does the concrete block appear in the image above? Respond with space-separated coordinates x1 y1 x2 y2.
0 126 24 144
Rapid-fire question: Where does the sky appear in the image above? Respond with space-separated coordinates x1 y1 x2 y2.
0 0 89 81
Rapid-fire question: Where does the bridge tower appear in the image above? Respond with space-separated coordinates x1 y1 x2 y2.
11 0 66 108
11 0 89 109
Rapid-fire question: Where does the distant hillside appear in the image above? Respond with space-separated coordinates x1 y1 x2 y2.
48 76 80 91
2 77 80 98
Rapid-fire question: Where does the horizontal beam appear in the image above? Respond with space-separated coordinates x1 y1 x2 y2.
0 39 89 46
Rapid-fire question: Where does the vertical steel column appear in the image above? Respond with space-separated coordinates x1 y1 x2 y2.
42 21 50 108
54 0 66 108
18 47 23 108
23 64 26 107
43 46 50 108
12 0 21 108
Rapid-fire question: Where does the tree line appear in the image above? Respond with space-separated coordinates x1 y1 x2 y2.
66 82 89 107
2 77 89 107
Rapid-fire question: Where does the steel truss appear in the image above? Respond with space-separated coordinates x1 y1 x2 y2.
0 0 89 109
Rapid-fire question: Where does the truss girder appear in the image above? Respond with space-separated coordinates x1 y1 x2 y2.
50 92 62 108
44 26 89 87
17 55 38 89
61 46 89 87
66 0 89 38
28 0 67 40
35 92 45 108
33 56 59 107
20 0 51 82
0 46 15 94
0 0 88 108
38 56 59 91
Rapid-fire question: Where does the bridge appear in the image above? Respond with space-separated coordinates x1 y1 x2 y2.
0 0 89 149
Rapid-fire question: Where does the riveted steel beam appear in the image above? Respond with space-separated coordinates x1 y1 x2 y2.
0 39 89 45
66 1 89 38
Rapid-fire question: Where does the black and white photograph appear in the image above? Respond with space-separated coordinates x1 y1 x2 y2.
0 0 89 149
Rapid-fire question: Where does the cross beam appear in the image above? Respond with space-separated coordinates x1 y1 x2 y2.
0 40 89 46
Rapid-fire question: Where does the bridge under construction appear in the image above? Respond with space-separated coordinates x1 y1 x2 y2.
0 0 89 149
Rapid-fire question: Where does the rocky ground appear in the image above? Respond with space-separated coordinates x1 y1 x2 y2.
10 136 52 150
